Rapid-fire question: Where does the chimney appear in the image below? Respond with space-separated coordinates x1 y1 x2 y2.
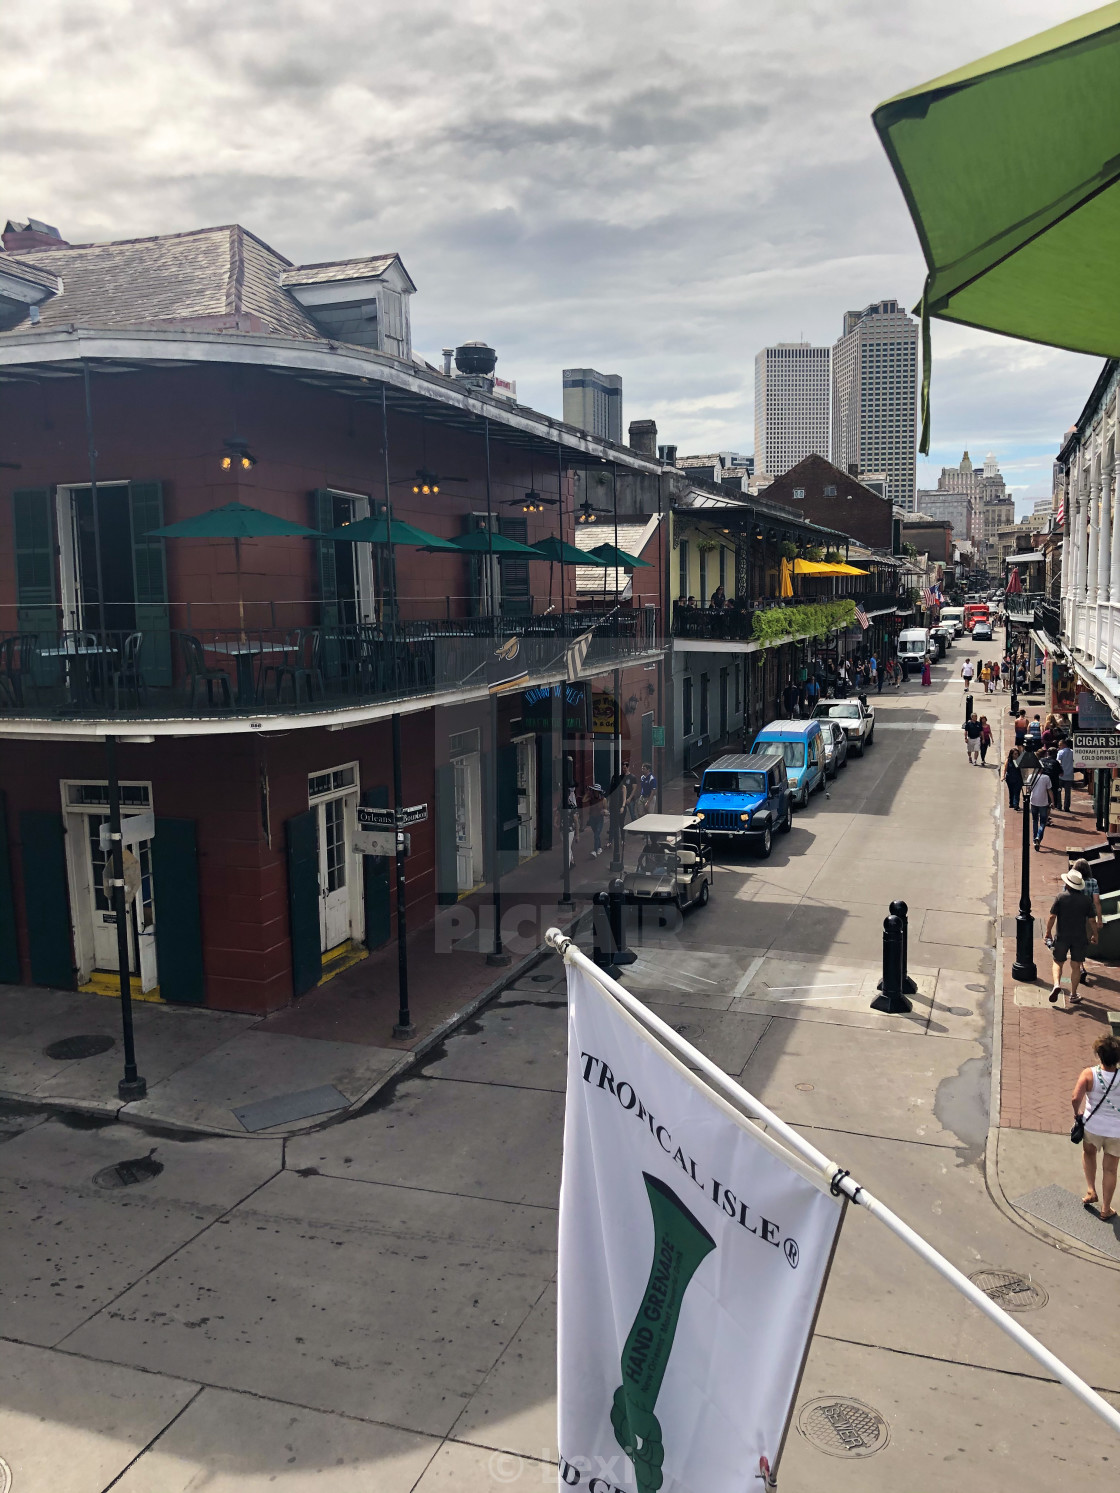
629 419 657 458
3 218 67 253
442 348 455 376
847 462 859 478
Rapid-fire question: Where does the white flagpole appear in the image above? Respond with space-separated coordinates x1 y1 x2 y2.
546 928 1120 1443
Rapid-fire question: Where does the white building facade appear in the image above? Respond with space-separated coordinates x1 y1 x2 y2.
753 343 830 478
831 300 918 513
1061 360 1120 708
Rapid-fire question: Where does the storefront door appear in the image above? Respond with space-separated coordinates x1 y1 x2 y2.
452 747 483 893
308 764 361 954
62 781 158 992
514 734 537 860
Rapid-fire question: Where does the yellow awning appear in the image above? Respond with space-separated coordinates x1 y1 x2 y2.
792 559 869 576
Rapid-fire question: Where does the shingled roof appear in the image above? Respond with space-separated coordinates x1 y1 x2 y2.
0 224 408 342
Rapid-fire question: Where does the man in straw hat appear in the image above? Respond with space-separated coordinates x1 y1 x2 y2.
1045 867 1097 1008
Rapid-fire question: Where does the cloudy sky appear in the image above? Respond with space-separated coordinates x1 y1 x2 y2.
1 0 1103 511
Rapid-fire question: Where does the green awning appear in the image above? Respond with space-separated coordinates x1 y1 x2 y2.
873 3 1120 452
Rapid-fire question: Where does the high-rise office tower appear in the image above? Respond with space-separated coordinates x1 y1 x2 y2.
562 368 623 443
831 300 919 511
753 344 831 478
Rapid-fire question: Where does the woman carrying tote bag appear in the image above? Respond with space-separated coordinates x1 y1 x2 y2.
1072 1034 1120 1220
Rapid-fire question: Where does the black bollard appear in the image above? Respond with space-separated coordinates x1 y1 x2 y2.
888 899 919 995
964 692 974 725
871 914 913 1014
592 881 637 977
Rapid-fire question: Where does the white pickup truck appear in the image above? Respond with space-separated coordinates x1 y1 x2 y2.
811 696 875 756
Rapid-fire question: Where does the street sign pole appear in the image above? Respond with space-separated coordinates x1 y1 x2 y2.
391 712 415 1039
104 735 146 1101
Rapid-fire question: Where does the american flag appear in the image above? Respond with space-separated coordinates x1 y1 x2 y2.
1057 495 1065 525
855 605 870 630
922 586 940 609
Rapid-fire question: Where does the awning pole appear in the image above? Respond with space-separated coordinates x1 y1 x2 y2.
545 927 1120 1443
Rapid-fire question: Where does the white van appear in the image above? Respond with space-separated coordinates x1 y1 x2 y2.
896 627 932 676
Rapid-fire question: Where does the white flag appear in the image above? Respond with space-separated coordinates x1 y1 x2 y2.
558 962 843 1492
566 630 594 682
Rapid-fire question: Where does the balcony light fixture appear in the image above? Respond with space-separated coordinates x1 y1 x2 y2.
221 437 257 470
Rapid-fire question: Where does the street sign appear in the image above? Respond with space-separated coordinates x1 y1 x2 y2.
102 847 142 906
651 725 665 748
354 829 397 857
357 806 396 832
397 803 428 825
99 811 155 852
1073 732 1120 768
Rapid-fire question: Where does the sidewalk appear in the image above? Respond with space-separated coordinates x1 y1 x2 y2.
0 834 602 1139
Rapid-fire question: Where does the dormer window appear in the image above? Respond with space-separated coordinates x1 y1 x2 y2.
793 487 805 500
281 253 415 358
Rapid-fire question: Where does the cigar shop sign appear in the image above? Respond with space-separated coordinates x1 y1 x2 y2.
558 964 843 1492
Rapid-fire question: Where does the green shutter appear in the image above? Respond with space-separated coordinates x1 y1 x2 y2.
312 490 344 678
0 792 21 983
286 809 321 996
128 481 172 686
497 742 519 876
18 810 74 988
13 487 59 641
151 818 204 1004
434 762 458 905
498 515 531 617
362 786 392 947
536 733 553 852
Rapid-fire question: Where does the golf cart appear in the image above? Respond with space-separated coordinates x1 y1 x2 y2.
622 814 713 912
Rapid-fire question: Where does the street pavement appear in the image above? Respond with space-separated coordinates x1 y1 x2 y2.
2 637 1120 1489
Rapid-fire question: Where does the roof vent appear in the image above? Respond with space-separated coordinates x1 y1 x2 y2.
454 341 497 392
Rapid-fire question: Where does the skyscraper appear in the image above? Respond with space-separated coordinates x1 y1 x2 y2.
831 300 919 511
562 368 623 443
753 344 830 477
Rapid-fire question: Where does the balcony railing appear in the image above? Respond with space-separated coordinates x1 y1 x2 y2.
671 592 907 642
0 613 662 723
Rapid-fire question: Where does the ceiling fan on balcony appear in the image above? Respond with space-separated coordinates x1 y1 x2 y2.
395 415 472 496
502 457 557 513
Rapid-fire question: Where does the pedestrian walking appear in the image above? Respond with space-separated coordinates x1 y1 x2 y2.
921 654 932 688
1071 1034 1120 1221
782 678 800 717
964 712 982 764
1046 866 1096 1004
1029 766 1053 848
979 716 992 764
876 658 884 693
1014 710 1028 747
980 661 992 693
990 658 1001 691
1057 737 1076 812
1027 714 1042 746
961 657 975 693
1072 857 1102 988
586 781 606 858
638 761 657 815
1001 747 1023 810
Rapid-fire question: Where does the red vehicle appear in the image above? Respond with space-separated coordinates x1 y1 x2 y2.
964 603 990 632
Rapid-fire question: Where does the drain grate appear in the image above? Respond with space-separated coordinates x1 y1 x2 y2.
45 1034 115 1061
969 1268 1048 1311
94 1151 163 1189
797 1396 890 1458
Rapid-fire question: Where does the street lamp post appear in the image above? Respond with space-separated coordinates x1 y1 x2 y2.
1012 746 1041 983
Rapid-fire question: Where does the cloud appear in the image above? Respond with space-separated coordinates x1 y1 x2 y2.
0 0 1099 474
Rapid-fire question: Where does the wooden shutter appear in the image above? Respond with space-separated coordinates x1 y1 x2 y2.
536 733 553 852
498 515 531 617
151 817 204 1004
128 481 172 686
362 786 392 947
312 490 344 679
285 809 322 996
434 762 458 905
497 742 519 876
0 791 21 983
18 810 74 988
12 488 58 636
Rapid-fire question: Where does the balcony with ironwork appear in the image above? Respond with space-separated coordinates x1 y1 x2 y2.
671 591 904 644
0 609 662 734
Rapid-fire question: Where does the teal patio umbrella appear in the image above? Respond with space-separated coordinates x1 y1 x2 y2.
148 501 323 635
873 3 1120 452
588 542 652 568
322 514 459 549
530 534 608 608
442 529 543 557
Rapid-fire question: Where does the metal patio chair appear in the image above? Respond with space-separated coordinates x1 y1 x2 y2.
180 633 233 710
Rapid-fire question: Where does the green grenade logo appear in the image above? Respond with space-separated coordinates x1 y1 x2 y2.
611 1173 717 1492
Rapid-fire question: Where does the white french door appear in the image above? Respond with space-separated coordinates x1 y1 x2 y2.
514 734 537 860
62 781 158 993
308 763 361 954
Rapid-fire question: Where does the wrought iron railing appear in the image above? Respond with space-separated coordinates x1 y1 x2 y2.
671 592 907 641
0 613 662 722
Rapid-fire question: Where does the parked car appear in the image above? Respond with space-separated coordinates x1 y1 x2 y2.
693 751 793 858
749 719 827 808
897 627 932 676
812 696 875 756
819 718 849 777
622 815 713 910
972 620 994 641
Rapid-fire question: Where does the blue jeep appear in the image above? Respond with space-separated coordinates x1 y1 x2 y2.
693 751 793 858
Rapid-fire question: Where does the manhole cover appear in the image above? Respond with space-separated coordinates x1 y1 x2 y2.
968 1268 1048 1311
795 1082 815 1092
93 1152 163 1189
0 1454 10 1493
797 1396 890 1458
532 975 553 983
44 1034 115 1061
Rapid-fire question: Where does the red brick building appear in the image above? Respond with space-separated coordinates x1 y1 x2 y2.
760 454 895 550
0 223 664 1013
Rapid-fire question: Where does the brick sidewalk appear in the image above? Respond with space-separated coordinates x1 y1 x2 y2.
1000 755 1116 1133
